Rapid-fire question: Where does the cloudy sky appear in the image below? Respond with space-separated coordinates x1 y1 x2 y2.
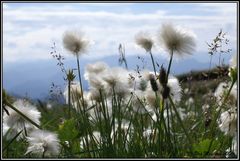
2 2 237 63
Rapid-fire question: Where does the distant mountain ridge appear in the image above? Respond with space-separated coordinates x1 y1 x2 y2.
3 54 230 100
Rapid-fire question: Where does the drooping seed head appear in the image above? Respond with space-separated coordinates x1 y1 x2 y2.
159 23 196 56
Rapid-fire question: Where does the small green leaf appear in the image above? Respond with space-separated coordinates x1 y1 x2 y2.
58 118 79 142
193 139 220 155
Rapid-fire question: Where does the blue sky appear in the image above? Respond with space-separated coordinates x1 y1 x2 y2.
3 2 237 63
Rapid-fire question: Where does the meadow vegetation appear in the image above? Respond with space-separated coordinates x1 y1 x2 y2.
2 24 237 159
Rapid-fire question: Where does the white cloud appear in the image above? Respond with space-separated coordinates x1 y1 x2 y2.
3 3 237 63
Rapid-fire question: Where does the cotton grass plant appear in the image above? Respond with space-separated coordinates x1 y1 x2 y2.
2 24 238 159
3 99 41 140
63 30 89 109
154 23 196 153
25 130 60 157
135 31 157 76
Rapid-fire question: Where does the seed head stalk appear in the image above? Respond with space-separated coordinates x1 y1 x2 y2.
166 50 174 81
149 50 157 76
68 79 71 118
76 54 85 108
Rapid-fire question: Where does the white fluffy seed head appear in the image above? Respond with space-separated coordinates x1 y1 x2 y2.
232 135 237 155
25 130 60 156
214 82 227 102
202 104 210 112
135 31 154 52
3 99 41 139
145 89 158 108
218 108 237 136
88 74 106 90
167 76 182 103
229 54 237 68
159 23 196 56
214 82 237 106
102 67 130 97
131 90 148 114
3 123 10 137
84 61 108 81
186 97 194 106
63 30 89 56
85 62 108 75
88 88 103 102
133 77 148 91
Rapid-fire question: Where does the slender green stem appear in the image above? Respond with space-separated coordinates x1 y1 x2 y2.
166 103 171 138
3 105 9 115
168 96 193 152
3 130 23 152
159 98 164 146
76 55 85 108
166 50 174 81
23 123 28 136
149 50 157 76
153 92 163 156
159 98 171 155
165 102 173 154
169 102 178 156
135 94 155 122
206 80 236 155
68 80 71 118
42 149 46 158
222 81 235 104
4 100 41 129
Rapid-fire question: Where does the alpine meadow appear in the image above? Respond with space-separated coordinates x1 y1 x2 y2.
2 2 238 159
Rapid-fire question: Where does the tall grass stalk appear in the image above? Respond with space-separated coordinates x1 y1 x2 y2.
68 79 71 118
206 79 236 155
149 51 157 76
72 91 93 157
3 130 23 152
169 96 193 154
169 102 178 156
76 55 85 108
166 50 174 80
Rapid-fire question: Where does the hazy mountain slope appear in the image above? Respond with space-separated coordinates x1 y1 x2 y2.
3 54 228 100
